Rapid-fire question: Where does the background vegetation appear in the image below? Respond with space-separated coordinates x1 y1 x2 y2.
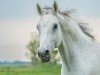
0 32 61 75
0 64 61 75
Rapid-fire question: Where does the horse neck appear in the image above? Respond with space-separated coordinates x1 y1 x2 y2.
57 14 93 71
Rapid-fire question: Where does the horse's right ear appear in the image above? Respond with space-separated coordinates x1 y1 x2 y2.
37 3 42 15
52 1 58 14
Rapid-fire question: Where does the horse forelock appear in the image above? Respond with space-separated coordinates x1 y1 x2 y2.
42 7 53 14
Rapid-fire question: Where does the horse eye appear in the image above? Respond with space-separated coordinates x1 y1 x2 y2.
37 24 39 30
53 23 58 30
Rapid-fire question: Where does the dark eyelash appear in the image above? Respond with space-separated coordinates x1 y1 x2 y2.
53 23 58 30
37 25 39 30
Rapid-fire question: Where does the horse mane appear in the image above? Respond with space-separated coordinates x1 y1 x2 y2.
58 9 95 39
42 7 94 39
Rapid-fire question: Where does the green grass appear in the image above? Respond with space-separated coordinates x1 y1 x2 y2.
0 64 61 75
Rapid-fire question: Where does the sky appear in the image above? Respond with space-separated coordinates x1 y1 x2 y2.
0 0 100 62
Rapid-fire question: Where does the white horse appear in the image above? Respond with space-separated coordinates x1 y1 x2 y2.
36 1 100 75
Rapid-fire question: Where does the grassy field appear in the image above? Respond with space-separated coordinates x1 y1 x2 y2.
0 64 61 75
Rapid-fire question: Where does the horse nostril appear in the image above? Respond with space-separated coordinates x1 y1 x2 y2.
45 50 49 55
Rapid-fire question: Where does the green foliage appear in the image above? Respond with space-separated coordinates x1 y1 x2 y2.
27 40 39 55
27 39 39 64
0 64 61 75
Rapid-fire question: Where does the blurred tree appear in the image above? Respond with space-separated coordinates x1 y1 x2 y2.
27 39 39 64
27 32 40 64
51 48 60 64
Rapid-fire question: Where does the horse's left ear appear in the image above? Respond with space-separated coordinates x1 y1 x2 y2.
52 1 58 13
37 3 42 15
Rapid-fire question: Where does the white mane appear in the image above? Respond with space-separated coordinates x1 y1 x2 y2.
58 9 94 39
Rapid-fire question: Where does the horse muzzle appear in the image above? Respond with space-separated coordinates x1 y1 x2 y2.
38 49 50 63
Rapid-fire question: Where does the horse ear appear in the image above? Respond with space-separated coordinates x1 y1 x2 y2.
37 3 42 15
52 1 58 13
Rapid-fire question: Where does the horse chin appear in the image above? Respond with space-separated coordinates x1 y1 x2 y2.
41 56 50 63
